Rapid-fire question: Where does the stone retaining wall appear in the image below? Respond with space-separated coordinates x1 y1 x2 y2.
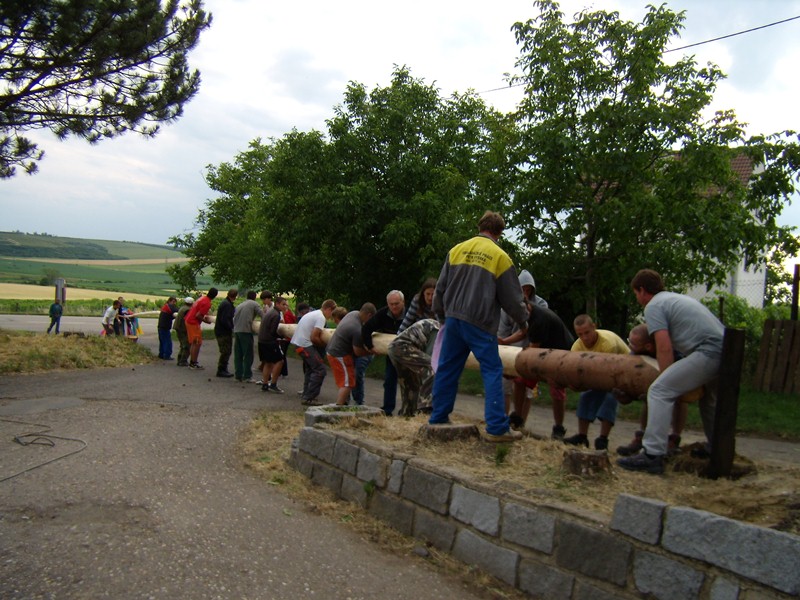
289 424 799 599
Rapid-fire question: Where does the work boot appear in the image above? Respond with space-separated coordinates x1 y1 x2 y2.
617 451 665 475
482 429 524 443
594 436 609 451
563 433 589 447
616 430 644 456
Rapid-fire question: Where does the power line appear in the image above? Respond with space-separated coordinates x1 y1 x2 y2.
665 14 800 53
477 13 800 95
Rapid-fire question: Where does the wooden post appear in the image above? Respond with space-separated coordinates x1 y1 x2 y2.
707 327 745 479
792 264 799 322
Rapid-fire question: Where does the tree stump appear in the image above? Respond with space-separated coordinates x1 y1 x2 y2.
561 448 612 477
418 423 479 441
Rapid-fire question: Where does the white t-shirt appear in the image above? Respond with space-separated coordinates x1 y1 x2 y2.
103 306 118 325
290 309 326 348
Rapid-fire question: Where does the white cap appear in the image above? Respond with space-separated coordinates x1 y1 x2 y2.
184 297 195 304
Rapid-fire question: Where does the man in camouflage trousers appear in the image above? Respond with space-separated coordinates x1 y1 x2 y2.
387 319 441 417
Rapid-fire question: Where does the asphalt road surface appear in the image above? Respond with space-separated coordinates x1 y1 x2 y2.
0 314 797 599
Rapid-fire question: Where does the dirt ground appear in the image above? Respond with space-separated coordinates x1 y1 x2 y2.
242 410 800 537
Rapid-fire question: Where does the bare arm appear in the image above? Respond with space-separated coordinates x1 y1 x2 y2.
310 326 326 348
499 329 528 346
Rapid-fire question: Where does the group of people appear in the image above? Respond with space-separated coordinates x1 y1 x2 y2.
145 210 723 475
101 296 138 337
157 288 296 394
424 211 724 474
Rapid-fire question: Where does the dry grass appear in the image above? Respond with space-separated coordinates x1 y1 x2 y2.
0 329 155 374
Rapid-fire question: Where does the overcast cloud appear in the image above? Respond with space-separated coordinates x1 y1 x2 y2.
2 0 799 250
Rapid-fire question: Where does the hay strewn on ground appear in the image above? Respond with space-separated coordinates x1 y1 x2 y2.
241 410 800 537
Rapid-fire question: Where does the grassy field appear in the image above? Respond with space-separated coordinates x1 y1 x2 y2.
0 231 182 259
0 231 215 296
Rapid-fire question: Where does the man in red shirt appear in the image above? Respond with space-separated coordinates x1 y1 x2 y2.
185 288 218 369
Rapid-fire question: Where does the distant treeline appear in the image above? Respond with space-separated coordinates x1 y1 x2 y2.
0 240 124 260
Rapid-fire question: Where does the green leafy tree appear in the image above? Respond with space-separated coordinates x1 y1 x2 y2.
0 0 211 177
507 0 799 328
765 237 800 306
172 67 510 306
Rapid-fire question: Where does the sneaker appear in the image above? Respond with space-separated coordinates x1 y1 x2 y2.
188 362 204 370
508 412 525 430
483 429 524 443
268 384 284 394
563 433 589 447
301 398 322 407
616 451 665 474
176 361 189 367
216 371 234 378
594 436 609 451
616 431 644 456
551 424 566 441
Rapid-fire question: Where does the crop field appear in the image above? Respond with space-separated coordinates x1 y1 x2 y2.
0 283 165 302
0 232 215 297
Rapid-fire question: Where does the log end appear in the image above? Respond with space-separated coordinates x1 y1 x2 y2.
418 423 480 442
561 448 612 477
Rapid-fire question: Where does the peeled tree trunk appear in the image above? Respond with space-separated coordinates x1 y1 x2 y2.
267 323 659 397
514 348 660 397
274 323 523 374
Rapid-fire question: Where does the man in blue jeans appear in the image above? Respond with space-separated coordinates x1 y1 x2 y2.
429 211 529 442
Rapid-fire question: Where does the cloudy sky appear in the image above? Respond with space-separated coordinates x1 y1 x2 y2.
3 0 800 248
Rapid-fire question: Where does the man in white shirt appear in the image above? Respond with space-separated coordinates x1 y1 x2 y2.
290 298 337 406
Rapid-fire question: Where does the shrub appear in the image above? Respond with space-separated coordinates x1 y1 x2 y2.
701 292 790 375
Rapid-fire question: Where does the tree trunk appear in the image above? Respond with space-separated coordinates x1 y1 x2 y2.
514 347 660 397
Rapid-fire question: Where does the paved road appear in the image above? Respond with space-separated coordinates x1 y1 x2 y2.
0 316 499 600
0 315 797 599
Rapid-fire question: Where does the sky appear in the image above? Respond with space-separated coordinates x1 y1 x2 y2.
3 0 800 251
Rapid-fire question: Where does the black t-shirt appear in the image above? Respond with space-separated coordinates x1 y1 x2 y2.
527 305 574 350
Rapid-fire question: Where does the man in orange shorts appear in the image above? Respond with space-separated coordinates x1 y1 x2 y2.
185 287 218 370
326 304 376 406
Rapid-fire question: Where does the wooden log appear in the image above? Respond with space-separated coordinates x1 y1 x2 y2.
273 323 524 374
514 348 660 397
270 323 661 396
